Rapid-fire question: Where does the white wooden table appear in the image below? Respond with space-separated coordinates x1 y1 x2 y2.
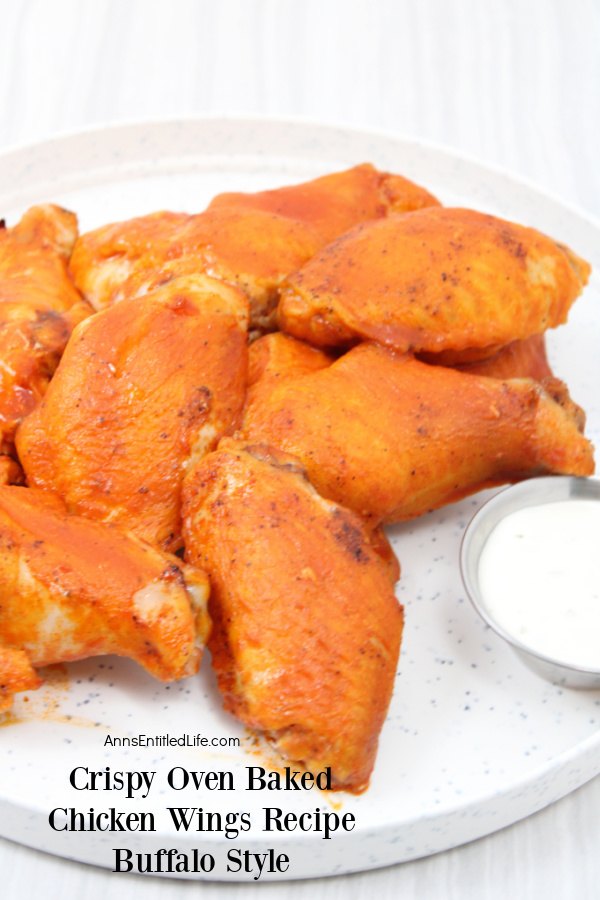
1 2 599 897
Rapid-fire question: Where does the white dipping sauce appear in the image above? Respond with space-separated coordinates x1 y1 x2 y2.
478 499 600 669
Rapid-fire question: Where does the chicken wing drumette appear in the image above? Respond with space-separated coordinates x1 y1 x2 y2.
241 342 594 525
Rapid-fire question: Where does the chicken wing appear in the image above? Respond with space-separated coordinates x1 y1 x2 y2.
279 207 590 354
17 274 248 552
69 164 439 330
0 205 92 454
241 342 594 525
182 440 403 791
0 486 210 683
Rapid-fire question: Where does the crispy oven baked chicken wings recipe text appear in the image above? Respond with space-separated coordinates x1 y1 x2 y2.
0 163 595 792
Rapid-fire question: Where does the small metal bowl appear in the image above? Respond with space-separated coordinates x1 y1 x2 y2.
460 476 600 689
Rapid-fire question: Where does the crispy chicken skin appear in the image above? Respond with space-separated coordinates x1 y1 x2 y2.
0 454 24 485
69 164 439 330
279 207 590 354
241 343 595 525
246 334 397 583
207 164 439 243
182 440 403 791
0 646 41 712
0 205 92 453
248 332 333 387
449 334 553 380
0 487 210 683
17 274 248 553
447 335 587 432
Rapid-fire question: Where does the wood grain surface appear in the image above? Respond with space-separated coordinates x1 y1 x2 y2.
0 1 598 898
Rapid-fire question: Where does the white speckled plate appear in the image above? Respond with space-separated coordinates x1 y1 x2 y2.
0 118 599 882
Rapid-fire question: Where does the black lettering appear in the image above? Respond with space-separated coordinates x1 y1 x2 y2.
48 808 66 831
227 847 242 873
69 767 88 790
246 766 266 790
264 807 285 831
167 767 189 790
113 848 133 872
226 848 290 880
167 808 196 832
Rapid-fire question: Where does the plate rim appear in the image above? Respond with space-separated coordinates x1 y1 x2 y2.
0 112 599 250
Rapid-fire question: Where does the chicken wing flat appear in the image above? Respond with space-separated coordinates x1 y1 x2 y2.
182 440 403 791
17 274 248 552
69 164 439 330
0 646 41 712
241 342 595 525
279 207 590 354
0 205 92 453
0 487 210 683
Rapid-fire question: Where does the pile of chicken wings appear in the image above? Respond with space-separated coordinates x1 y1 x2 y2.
0 164 593 791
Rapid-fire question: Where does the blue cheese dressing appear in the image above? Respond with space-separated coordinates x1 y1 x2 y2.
478 499 600 669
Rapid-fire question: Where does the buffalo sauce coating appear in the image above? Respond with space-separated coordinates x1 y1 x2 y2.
279 207 590 353
69 164 439 329
16 274 249 553
448 334 553 380
245 334 398 584
0 486 210 681
0 455 24 485
247 333 333 388
182 440 403 792
208 163 439 245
